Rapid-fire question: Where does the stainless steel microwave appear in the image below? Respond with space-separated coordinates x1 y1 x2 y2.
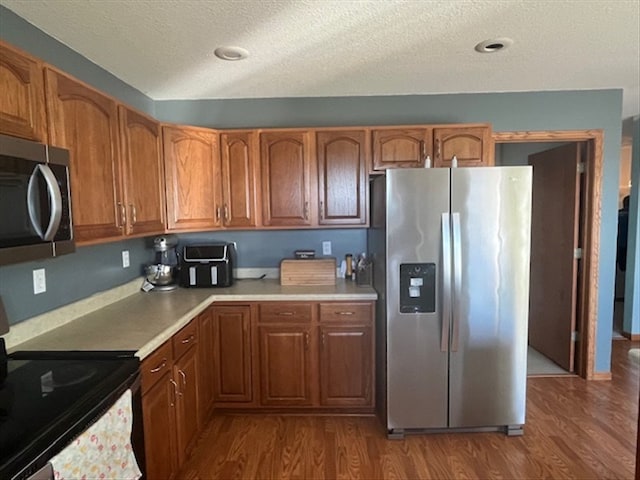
0 134 75 266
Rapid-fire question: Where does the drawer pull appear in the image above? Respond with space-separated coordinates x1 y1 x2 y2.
149 358 167 373
277 312 294 316
181 334 195 344
335 311 355 315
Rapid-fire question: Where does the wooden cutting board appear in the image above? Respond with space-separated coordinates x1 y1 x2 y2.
280 258 336 285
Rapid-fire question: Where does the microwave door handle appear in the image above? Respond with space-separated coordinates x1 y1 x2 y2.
27 165 45 239
39 164 63 241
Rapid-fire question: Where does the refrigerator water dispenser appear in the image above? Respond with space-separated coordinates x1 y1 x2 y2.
399 263 436 313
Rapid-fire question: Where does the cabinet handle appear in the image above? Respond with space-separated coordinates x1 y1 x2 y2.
223 204 229 222
304 202 309 221
169 379 178 406
435 138 441 159
181 334 195 344
149 358 167 373
420 140 426 160
335 311 355 316
304 332 310 349
321 332 325 347
178 369 187 390
319 201 324 220
277 312 294 316
216 205 221 221
129 204 137 225
116 202 126 229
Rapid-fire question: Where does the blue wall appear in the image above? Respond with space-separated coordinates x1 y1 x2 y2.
0 5 626 373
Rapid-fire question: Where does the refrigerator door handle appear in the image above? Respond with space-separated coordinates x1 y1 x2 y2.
451 212 462 352
441 212 452 352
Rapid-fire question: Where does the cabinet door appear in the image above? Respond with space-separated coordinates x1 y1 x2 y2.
258 325 314 406
174 345 200 465
220 131 259 227
142 372 178 480
0 42 47 142
45 68 123 242
260 131 312 226
317 130 367 225
118 106 166 236
433 126 493 167
319 325 373 407
197 308 215 424
163 126 221 230
372 128 431 170
212 305 253 403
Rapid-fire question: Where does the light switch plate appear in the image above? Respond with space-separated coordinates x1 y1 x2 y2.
122 250 130 268
322 241 332 255
33 268 46 295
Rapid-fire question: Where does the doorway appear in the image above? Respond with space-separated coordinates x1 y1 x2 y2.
494 130 604 380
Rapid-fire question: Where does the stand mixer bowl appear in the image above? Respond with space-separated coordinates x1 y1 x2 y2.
146 264 176 286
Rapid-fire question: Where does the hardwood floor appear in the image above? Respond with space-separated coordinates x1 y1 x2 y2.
177 340 639 479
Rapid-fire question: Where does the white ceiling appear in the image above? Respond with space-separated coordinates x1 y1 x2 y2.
2 0 639 118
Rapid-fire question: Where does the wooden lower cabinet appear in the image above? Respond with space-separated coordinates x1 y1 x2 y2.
319 325 373 406
258 325 315 406
212 305 253 403
141 318 203 479
197 308 215 425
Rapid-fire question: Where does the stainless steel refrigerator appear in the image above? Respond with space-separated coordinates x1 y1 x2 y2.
368 167 532 438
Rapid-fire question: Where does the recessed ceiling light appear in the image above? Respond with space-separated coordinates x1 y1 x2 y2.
214 46 250 61
474 37 514 53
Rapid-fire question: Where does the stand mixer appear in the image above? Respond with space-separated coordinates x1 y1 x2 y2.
145 235 179 291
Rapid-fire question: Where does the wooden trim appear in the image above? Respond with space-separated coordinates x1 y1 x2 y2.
591 371 613 381
494 129 604 381
621 332 640 341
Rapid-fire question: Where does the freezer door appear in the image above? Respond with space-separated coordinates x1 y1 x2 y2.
386 168 450 430
449 166 532 428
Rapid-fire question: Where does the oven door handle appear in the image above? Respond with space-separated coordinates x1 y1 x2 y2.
27 164 63 241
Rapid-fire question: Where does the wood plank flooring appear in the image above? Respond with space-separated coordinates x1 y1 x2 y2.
177 340 639 479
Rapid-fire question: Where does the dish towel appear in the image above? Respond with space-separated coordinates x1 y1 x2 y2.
50 389 142 480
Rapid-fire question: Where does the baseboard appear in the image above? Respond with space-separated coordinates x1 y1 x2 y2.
591 371 613 381
621 331 640 341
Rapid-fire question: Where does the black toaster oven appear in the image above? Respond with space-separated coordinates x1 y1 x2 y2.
179 243 235 287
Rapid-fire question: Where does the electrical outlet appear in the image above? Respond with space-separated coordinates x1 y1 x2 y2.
33 268 46 295
122 250 130 268
322 241 332 255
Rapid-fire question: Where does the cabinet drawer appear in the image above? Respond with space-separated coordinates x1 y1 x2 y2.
319 302 372 323
141 340 173 395
259 303 313 323
173 319 198 359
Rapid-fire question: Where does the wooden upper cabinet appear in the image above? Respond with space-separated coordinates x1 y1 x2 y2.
220 131 259 228
372 128 431 170
118 106 165 236
260 131 313 226
433 126 493 167
0 42 47 142
45 68 124 243
316 130 367 225
163 125 221 231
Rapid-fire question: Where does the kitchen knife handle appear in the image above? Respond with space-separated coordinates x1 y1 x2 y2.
441 212 452 352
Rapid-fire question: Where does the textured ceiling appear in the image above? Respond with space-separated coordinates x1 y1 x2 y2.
2 0 639 118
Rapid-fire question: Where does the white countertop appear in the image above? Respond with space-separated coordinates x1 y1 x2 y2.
11 279 377 359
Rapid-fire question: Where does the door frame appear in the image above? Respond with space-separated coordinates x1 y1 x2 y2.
493 129 604 380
